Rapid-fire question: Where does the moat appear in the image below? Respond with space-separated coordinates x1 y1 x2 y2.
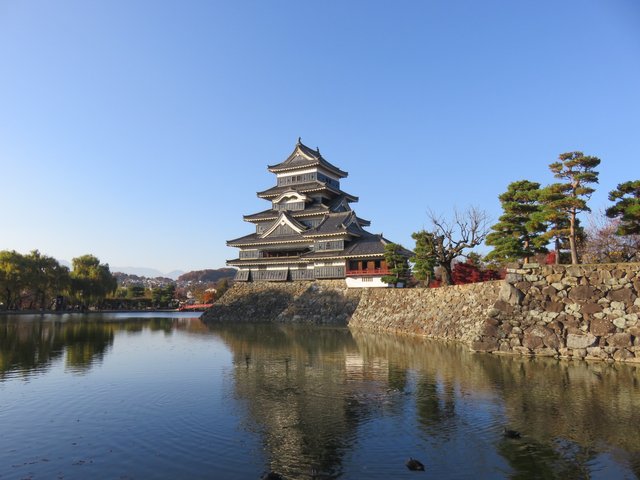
1 312 639 479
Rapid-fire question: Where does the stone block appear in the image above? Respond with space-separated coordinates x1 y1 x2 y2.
523 333 544 349
546 273 563 283
611 301 625 311
493 300 513 313
566 266 584 277
581 302 603 315
563 276 579 286
547 320 563 333
607 333 632 347
572 348 587 358
498 283 524 305
505 273 523 283
628 326 640 337
568 286 595 302
608 287 636 304
543 332 561 349
613 317 626 329
566 333 597 349
613 348 635 361
590 318 616 336
545 301 565 313
586 346 604 358
481 324 498 337
541 285 558 298
612 269 626 280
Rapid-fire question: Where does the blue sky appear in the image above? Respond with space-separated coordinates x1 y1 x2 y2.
1 1 639 274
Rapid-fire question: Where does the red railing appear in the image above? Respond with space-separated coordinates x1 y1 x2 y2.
345 268 390 277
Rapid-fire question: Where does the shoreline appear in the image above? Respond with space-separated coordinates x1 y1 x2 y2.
0 309 191 316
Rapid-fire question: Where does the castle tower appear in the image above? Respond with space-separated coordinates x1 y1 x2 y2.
227 139 408 287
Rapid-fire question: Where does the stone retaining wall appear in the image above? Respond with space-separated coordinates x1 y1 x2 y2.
202 263 640 363
348 281 502 347
200 280 362 324
476 263 640 363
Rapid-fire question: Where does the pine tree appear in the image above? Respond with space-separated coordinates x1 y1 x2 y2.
606 180 640 236
485 180 547 263
381 243 410 286
411 230 437 286
548 151 600 264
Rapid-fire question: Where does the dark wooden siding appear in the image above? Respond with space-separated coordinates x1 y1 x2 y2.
314 266 346 278
251 269 288 281
234 270 250 281
290 269 315 280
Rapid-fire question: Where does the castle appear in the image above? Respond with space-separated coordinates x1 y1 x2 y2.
227 139 409 287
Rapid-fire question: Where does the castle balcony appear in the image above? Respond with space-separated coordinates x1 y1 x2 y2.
346 259 389 276
345 268 391 277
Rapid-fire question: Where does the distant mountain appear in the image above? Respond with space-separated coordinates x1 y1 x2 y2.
166 270 185 280
177 268 237 283
111 268 183 280
112 267 167 278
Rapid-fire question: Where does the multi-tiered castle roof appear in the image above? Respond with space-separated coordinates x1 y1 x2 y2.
227 139 404 285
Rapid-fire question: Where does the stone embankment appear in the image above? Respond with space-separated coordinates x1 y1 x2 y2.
202 263 640 363
348 281 502 347
476 263 640 363
201 280 362 325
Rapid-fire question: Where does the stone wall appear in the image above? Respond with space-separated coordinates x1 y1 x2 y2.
202 263 640 363
476 263 640 363
201 280 362 324
348 281 502 347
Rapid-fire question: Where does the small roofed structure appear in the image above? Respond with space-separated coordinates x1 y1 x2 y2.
226 139 410 287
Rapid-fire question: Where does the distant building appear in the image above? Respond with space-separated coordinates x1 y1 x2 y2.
227 139 410 287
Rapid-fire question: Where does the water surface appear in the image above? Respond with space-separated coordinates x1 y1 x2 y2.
1 313 638 479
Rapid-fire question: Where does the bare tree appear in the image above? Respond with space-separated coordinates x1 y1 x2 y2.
580 213 639 264
427 206 490 285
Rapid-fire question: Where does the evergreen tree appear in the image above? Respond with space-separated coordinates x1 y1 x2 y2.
410 230 437 286
485 180 547 263
548 151 600 264
381 243 410 286
606 180 640 236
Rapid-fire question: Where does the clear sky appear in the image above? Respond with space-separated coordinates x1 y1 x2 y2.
1 0 639 274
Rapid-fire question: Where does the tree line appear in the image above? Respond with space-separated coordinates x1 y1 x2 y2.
384 151 639 287
0 251 117 310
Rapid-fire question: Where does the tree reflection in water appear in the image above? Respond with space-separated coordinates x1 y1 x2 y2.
211 324 640 479
0 317 179 377
2 317 638 478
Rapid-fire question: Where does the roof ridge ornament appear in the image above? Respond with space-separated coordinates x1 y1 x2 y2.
297 136 302 145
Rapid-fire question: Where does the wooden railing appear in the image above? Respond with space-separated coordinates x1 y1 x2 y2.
346 268 390 277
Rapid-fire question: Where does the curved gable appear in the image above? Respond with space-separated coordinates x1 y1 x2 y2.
260 212 307 238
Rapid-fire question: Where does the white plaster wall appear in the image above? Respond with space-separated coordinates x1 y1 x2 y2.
345 277 390 288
